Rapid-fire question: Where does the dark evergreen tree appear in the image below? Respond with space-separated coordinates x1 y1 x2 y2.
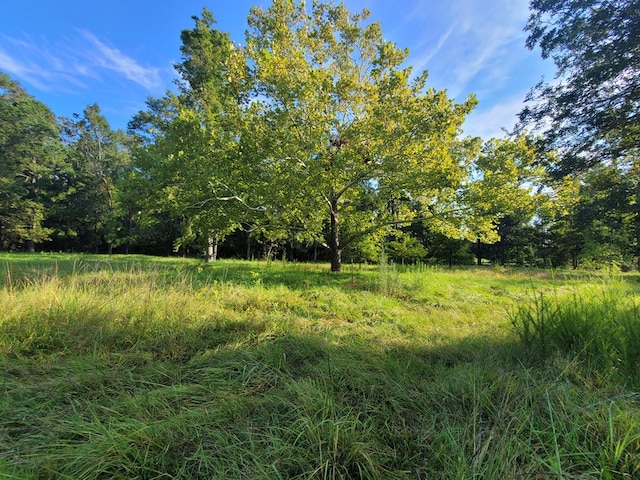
0 72 64 251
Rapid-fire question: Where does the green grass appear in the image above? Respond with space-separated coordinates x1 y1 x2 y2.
1 253 639 478
510 277 640 382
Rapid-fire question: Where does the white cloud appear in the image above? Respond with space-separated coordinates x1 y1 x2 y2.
411 22 457 74
463 95 526 139
0 47 28 76
79 30 162 90
0 31 163 93
404 0 531 97
0 46 53 90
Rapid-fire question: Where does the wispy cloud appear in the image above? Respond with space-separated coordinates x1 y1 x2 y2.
0 47 46 89
0 30 163 93
78 30 161 90
406 0 530 97
411 23 457 74
463 95 526 139
0 38 92 92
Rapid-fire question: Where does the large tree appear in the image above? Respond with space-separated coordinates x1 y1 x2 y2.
130 10 255 261
0 72 62 251
520 0 639 168
466 136 546 265
236 0 478 271
135 2 481 270
520 0 640 268
61 104 132 254
536 163 637 269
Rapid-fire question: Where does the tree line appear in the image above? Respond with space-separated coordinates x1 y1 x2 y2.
1 0 638 271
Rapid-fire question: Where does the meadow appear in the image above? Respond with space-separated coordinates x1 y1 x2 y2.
1 253 639 479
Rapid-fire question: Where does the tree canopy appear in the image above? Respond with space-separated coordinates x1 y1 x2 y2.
520 0 640 174
137 2 481 271
520 0 640 269
0 73 62 250
4 0 640 270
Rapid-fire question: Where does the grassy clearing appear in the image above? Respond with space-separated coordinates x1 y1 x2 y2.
1 254 639 478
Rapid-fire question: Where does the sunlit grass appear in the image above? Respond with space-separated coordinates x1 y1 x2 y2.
1 254 639 478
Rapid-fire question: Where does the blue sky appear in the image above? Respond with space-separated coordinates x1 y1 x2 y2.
0 0 555 139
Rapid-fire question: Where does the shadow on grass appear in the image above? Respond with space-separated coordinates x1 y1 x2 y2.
3 255 640 477
1 323 526 478
4 305 640 480
0 253 365 290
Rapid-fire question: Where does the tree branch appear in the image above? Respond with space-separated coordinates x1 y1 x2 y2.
188 181 267 211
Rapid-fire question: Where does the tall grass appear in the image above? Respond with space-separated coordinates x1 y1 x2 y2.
1 255 639 478
510 278 640 384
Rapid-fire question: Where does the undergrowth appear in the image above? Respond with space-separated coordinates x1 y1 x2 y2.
1 254 639 478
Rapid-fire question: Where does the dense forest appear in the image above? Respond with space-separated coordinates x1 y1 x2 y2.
1 0 638 271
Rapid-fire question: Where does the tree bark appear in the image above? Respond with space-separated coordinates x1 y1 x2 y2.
207 237 218 263
636 231 640 271
635 172 640 271
330 246 342 272
25 215 36 252
329 198 342 272
636 216 640 271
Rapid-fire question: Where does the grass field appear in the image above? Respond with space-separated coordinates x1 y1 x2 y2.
1 253 639 479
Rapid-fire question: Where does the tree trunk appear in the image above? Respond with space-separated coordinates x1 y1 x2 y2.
476 239 482 266
25 216 36 252
331 246 342 272
636 175 640 271
126 212 133 255
329 199 342 272
637 220 640 271
207 237 218 263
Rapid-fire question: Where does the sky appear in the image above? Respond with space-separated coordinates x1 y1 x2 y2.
0 0 556 140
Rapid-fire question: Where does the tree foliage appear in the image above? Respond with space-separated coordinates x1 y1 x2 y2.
0 72 62 250
130 2 481 271
467 136 545 230
129 11 254 258
4 1 638 269
521 0 640 268
237 1 478 271
520 0 640 172
60 104 132 253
